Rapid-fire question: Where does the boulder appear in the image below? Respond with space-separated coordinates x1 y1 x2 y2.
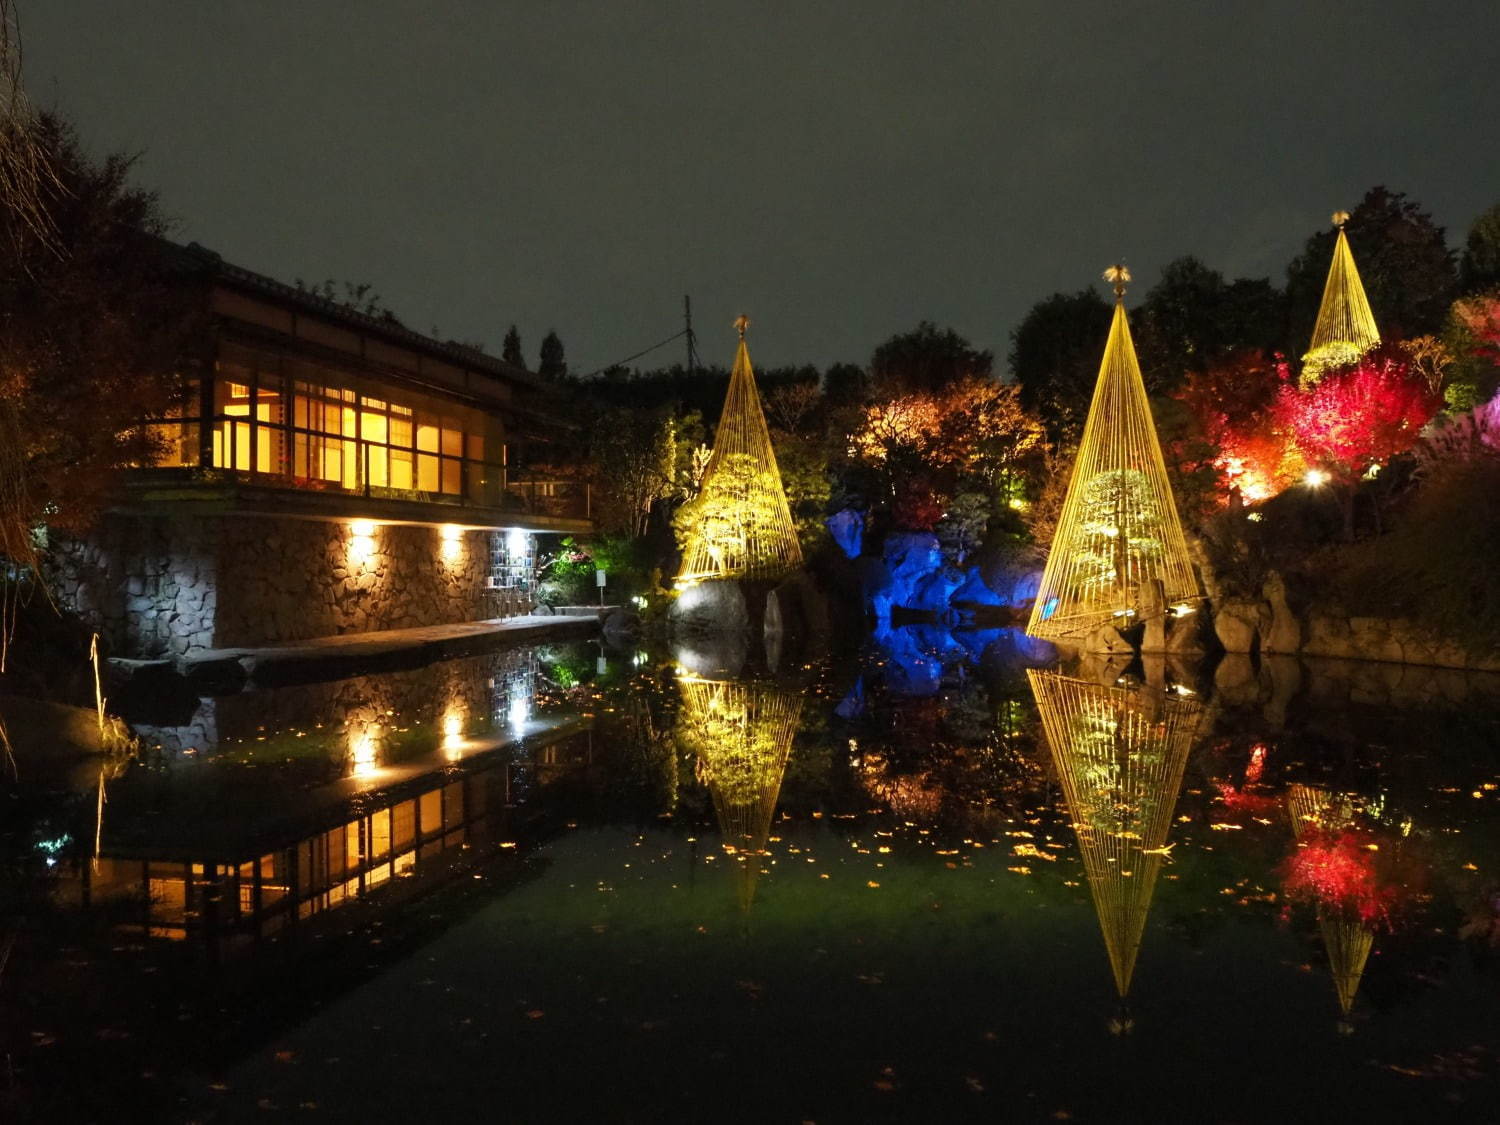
1011 569 1044 609
909 566 964 611
825 508 864 560
950 566 1006 607
1138 578 1167 653
1261 572 1302 654
1085 622 1133 656
1164 607 1210 655
602 609 640 646
670 578 749 634
1213 598 1269 654
881 532 944 610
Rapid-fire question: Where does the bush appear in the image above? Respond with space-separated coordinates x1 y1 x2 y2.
1330 455 1500 650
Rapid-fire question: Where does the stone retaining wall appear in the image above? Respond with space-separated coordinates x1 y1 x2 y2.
48 513 514 658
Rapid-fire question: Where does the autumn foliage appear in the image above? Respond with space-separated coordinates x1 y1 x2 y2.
1173 347 1440 509
1272 351 1441 484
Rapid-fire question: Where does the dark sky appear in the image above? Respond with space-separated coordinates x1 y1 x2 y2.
24 2 1500 374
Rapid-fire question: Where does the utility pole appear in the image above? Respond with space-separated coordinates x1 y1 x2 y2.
684 295 698 377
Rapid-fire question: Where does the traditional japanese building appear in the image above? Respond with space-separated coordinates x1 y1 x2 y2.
48 240 592 659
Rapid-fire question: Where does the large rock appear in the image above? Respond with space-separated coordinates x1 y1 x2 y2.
1165 607 1211 655
1213 598 1270 654
1261 572 1302 654
909 566 964 611
881 532 944 610
825 508 864 560
670 578 748 634
1085 622 1133 656
950 566 1006 607
1011 568 1044 609
1138 578 1167 653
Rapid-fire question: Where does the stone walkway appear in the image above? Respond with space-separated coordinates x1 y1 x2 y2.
163 614 602 687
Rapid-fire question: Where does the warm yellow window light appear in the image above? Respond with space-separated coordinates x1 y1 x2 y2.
1301 212 1380 385
1026 267 1201 640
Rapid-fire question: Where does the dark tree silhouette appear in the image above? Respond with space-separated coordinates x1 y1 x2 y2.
502 324 524 368
1460 203 1500 296
1285 186 1456 347
1009 288 1112 443
538 330 567 379
869 321 992 395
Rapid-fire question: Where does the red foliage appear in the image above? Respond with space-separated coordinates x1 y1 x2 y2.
891 477 945 532
1453 293 1500 367
1174 351 1299 504
1274 352 1440 482
1284 830 1396 926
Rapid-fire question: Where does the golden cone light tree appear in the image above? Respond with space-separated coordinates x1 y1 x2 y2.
675 317 803 585
1029 669 1201 998
1026 267 1201 639
675 674 803 912
1286 784 1375 1021
1301 212 1381 385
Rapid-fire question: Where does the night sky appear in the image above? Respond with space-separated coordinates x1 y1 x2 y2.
24 2 1500 373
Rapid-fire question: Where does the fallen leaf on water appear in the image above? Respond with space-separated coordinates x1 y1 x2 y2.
526 1010 545 1020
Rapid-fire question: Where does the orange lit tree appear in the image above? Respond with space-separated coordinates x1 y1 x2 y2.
0 114 198 571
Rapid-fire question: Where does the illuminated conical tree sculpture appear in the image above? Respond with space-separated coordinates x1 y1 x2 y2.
675 317 803 585
676 674 803 911
1029 669 1201 998
1286 784 1375 1022
1301 212 1381 385
1026 267 1201 639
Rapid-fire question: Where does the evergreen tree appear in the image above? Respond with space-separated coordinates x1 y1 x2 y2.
1460 203 1500 296
1284 186 1456 345
502 324 524 368
1008 288 1113 443
538 330 567 380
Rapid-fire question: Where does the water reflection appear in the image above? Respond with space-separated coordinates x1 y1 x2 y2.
1028 668 1203 1013
675 671 804 911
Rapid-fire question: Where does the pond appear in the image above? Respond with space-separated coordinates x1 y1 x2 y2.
5 627 1500 1122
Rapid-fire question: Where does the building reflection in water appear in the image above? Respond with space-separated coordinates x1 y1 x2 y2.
675 673 803 912
1028 669 1202 1018
67 652 579 956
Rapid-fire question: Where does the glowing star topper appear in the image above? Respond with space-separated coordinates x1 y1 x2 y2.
1103 263 1132 299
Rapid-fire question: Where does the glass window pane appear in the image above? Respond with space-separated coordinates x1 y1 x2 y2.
417 423 439 453
390 449 413 490
418 454 439 492
441 457 461 495
361 410 388 444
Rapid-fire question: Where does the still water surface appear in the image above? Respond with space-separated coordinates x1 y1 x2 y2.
8 628 1500 1122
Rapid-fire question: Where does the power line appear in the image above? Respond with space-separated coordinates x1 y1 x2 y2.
578 327 688 379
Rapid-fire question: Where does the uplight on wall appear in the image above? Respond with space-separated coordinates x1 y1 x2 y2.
439 524 463 565
349 723 380 777
349 520 378 566
442 704 466 758
506 527 529 558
